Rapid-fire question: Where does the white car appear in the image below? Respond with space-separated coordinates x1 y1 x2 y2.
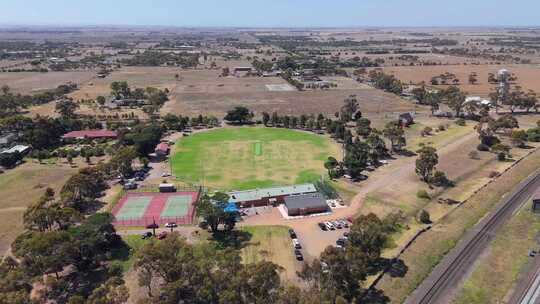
165 222 177 228
292 239 302 249
325 221 335 230
161 172 171 177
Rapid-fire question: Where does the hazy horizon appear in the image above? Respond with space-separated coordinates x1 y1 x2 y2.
2 0 540 28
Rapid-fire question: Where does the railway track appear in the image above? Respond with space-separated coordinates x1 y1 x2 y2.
405 170 540 304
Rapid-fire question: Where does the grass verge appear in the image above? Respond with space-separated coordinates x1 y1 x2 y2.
376 149 540 303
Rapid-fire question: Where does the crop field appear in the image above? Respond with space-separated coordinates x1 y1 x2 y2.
0 71 95 94
170 127 341 190
382 64 540 97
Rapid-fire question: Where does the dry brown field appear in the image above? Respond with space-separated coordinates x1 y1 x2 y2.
0 161 78 254
0 71 95 94
382 64 540 96
163 69 415 116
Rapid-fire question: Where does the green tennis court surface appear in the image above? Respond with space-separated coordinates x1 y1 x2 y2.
116 197 152 219
160 195 191 217
254 142 262 156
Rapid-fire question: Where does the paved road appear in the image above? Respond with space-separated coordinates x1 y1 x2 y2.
405 169 540 304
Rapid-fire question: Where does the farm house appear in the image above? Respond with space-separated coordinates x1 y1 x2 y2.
283 193 329 216
228 183 317 208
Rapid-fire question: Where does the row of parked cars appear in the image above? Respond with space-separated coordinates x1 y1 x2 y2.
288 229 304 261
317 218 350 231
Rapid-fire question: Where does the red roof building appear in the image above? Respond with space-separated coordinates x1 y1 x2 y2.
62 130 118 139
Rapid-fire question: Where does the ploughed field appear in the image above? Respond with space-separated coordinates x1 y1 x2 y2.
170 127 341 190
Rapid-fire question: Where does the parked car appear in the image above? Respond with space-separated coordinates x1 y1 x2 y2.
157 231 168 240
343 232 350 239
294 249 304 261
325 221 335 230
339 219 349 228
165 222 177 228
141 232 152 239
292 239 302 249
161 172 171 177
288 229 297 239
332 220 343 229
318 222 327 231
529 250 538 257
146 223 159 229
336 237 346 247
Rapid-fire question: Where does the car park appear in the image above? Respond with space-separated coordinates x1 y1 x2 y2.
288 229 297 239
292 239 302 249
318 222 327 231
294 249 304 261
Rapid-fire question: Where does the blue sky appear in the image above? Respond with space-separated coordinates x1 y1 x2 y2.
2 0 539 27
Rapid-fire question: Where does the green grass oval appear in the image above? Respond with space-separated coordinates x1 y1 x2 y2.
170 127 340 191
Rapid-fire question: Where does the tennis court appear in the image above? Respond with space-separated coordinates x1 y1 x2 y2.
111 191 200 226
115 196 152 220
161 195 191 217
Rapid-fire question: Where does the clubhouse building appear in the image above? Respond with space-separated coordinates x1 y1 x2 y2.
228 183 331 217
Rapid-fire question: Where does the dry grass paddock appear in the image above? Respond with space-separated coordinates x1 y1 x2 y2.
382 64 540 97
0 161 79 254
0 71 95 94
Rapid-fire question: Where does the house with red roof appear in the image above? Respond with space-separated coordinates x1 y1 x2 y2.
62 130 118 140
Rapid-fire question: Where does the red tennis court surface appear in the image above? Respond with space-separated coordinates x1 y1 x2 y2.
112 191 200 226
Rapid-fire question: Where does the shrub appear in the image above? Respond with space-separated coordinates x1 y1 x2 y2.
431 170 453 187
421 126 433 137
417 190 431 200
527 127 540 142
455 118 466 126
417 209 431 224
477 143 490 151
489 171 500 178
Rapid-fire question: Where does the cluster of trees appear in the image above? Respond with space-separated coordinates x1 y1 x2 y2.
162 113 220 131
0 114 102 151
500 87 538 113
133 212 404 303
120 51 199 68
108 81 170 115
118 123 164 156
224 106 254 124
196 192 237 233
10 209 128 304
415 145 450 186
368 70 403 95
475 115 540 161
4 169 130 304
0 84 78 118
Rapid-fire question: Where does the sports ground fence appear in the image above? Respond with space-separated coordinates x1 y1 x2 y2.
112 186 202 226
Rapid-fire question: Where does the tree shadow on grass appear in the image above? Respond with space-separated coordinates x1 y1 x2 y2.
209 230 253 250
358 288 390 304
